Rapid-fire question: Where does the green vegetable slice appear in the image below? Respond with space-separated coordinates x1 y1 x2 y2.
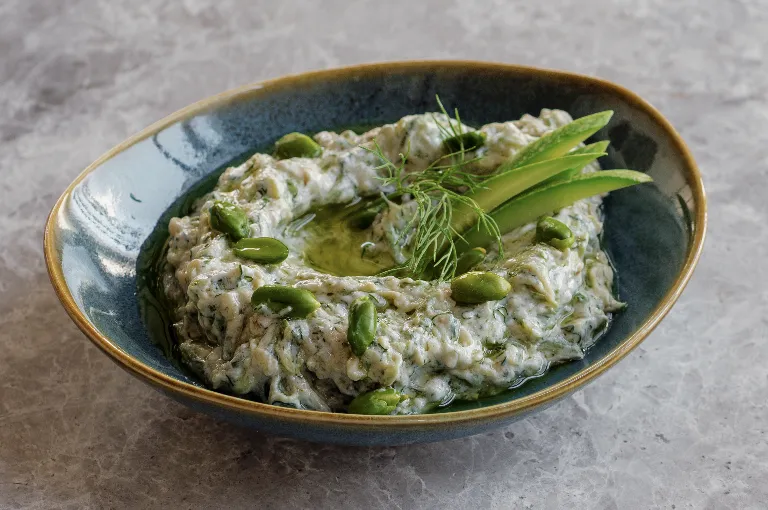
457 170 653 252
451 153 605 234
573 140 610 156
536 140 611 187
498 111 613 171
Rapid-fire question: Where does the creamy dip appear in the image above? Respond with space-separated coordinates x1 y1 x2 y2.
162 110 623 414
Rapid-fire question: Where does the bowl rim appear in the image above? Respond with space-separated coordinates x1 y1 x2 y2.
44 60 707 428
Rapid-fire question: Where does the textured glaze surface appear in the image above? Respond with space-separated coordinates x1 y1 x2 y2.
1 0 765 508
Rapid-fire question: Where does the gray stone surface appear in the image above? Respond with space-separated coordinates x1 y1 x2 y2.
1 0 766 508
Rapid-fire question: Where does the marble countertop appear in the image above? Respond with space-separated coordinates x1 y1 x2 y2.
2 1 766 508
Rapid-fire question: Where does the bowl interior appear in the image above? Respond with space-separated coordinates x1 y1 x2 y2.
50 63 698 415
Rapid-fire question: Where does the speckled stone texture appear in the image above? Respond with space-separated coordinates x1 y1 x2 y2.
1 0 766 508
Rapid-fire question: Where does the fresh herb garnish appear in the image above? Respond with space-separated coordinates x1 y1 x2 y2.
364 98 500 281
362 98 651 281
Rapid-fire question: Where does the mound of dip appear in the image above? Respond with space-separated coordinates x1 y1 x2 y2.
161 109 627 414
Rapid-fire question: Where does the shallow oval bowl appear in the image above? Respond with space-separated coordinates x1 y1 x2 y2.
44 61 706 446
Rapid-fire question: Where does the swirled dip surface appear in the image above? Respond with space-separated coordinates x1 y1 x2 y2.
162 110 623 414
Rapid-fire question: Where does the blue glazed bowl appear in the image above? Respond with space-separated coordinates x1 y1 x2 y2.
44 61 706 446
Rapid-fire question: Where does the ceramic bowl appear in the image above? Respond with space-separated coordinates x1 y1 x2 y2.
44 61 706 445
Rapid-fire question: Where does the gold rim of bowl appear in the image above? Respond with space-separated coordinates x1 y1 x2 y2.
43 60 707 428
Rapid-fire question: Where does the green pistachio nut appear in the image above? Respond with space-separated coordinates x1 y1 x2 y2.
442 131 486 153
535 216 575 250
347 296 377 356
274 132 322 159
348 388 403 415
454 247 487 276
251 285 320 319
450 271 511 304
209 201 249 241
233 237 289 264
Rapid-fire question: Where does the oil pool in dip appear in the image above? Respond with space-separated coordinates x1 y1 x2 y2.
158 110 625 415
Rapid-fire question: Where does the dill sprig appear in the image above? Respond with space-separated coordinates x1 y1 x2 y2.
356 103 650 282
363 98 502 281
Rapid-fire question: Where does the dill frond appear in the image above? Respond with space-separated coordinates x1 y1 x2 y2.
362 97 502 281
